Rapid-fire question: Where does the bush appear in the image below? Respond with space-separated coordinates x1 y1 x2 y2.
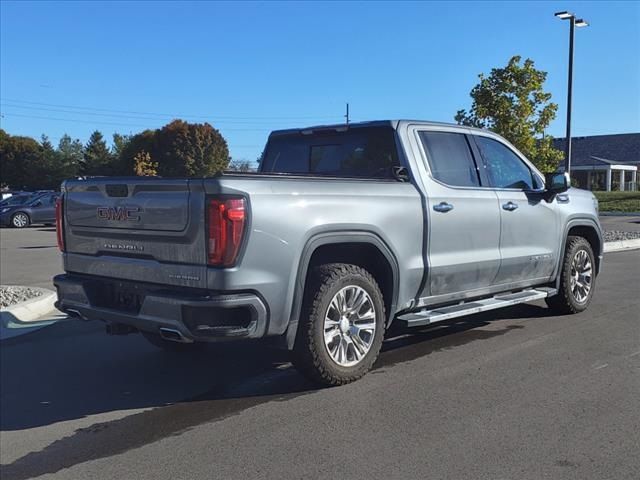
594 191 640 213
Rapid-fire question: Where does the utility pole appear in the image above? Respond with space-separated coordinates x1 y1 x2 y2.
345 103 350 125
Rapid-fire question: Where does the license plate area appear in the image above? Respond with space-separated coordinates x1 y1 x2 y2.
86 279 145 314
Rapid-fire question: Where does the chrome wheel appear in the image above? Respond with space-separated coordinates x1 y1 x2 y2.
12 213 28 228
323 285 377 367
570 249 592 303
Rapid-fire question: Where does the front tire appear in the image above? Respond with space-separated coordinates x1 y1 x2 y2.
292 263 385 386
11 212 30 228
546 236 596 314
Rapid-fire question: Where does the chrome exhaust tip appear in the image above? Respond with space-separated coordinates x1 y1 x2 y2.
159 327 192 343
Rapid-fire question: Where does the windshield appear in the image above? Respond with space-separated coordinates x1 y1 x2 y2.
260 127 400 178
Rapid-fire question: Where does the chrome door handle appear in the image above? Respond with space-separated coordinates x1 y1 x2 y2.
433 202 454 213
502 202 519 211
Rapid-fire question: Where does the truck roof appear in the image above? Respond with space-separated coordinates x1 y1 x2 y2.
270 120 488 136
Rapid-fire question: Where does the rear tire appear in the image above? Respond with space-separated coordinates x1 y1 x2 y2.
546 236 596 314
141 331 202 352
11 212 30 228
292 263 385 386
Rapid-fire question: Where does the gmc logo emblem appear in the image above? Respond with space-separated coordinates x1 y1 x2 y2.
97 206 141 222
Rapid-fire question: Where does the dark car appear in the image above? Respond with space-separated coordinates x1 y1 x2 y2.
0 193 59 228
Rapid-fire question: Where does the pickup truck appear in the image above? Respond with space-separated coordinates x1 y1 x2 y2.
54 120 603 385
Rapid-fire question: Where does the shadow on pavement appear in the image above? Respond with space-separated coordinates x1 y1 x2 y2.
0 303 552 479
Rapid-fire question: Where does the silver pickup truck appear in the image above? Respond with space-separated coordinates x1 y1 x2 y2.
54 120 603 385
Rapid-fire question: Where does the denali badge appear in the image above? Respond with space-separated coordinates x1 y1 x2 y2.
97 206 141 221
103 243 144 252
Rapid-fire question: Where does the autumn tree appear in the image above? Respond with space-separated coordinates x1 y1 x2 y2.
455 55 563 172
133 150 158 176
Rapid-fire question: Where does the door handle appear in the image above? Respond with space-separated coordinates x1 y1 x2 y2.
502 201 519 211
433 202 454 213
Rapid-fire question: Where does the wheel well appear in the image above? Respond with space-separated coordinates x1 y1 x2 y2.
306 242 396 323
567 225 601 273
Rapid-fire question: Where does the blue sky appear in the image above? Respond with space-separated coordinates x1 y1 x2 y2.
1 1 638 162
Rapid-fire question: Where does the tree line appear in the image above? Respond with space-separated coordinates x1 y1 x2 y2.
0 119 251 191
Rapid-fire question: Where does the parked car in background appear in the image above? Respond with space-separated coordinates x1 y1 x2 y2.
0 193 35 207
0 192 60 228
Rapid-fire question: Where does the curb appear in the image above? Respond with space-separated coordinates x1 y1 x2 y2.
603 238 640 253
0 287 57 324
600 212 640 217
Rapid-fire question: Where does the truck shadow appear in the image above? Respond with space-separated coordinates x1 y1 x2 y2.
0 303 551 479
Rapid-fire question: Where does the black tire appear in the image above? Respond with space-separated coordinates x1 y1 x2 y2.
546 236 596 314
292 263 385 386
141 331 203 352
11 212 30 228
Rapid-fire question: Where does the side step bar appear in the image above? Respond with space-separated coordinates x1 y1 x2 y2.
396 288 557 328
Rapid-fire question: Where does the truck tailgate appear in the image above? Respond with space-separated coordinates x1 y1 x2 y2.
62 178 208 288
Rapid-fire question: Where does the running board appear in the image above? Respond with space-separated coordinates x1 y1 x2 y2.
397 288 557 328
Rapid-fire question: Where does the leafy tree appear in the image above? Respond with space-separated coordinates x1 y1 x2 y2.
0 131 44 190
133 150 158 176
57 134 83 181
81 130 113 176
455 55 563 172
154 120 229 177
117 129 155 175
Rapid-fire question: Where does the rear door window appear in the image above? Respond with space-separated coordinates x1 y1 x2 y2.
418 131 481 187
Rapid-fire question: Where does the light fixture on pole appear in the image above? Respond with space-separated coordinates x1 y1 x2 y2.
555 11 589 174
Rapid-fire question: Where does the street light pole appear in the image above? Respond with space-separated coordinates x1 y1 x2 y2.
555 11 588 175
565 16 575 174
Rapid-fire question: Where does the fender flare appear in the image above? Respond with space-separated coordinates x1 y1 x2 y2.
284 231 400 349
554 217 603 288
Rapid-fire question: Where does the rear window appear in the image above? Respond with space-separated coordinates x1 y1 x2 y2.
260 127 399 178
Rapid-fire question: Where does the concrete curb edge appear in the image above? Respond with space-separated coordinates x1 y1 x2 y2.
603 238 640 253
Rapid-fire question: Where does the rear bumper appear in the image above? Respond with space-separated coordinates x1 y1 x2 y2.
53 274 269 342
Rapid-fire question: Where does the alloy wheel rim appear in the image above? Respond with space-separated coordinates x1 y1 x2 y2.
13 214 27 227
323 285 377 367
570 249 592 303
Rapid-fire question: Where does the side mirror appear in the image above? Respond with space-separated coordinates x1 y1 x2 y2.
545 172 569 193
32 201 42 207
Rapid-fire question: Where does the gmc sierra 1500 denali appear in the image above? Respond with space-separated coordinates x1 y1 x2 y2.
54 120 603 385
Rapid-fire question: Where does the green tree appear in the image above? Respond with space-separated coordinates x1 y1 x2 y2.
154 120 229 177
0 130 45 190
133 150 158 176
455 55 563 173
81 130 113 176
57 134 83 181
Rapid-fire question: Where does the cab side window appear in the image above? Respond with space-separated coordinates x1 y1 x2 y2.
475 136 535 190
419 131 480 187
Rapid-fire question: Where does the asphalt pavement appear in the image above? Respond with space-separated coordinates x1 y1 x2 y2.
1 245 638 479
0 227 62 290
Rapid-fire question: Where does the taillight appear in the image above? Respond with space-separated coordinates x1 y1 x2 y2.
55 196 65 252
208 197 246 267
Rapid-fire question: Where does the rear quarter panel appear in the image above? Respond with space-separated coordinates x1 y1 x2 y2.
204 176 424 336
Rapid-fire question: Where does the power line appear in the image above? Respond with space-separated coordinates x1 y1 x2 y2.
0 112 273 131
0 102 323 126
0 97 342 121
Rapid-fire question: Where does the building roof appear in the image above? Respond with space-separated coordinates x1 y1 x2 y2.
553 133 640 167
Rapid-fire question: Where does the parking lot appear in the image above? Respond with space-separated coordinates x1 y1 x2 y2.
1 227 639 479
